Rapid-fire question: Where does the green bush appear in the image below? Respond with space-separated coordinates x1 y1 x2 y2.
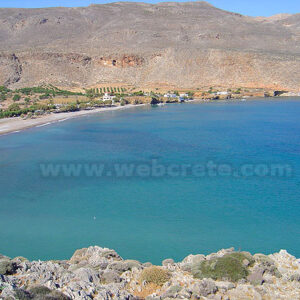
120 99 128 106
192 252 252 282
79 103 88 110
103 100 113 106
39 93 50 100
8 103 21 111
13 94 21 101
17 86 83 97
140 266 170 286
59 104 78 112
133 90 144 96
29 285 70 300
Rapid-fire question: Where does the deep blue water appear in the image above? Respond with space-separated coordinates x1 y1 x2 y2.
0 99 300 264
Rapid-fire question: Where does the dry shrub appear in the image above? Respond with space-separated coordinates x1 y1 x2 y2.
133 282 160 298
139 266 170 286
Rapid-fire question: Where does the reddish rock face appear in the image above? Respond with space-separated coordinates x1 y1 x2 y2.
93 55 144 68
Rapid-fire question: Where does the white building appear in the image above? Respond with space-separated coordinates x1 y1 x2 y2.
217 91 229 95
102 93 116 103
164 93 177 98
179 93 189 98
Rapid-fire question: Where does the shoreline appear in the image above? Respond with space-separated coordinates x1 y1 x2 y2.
1 97 299 136
0 104 146 136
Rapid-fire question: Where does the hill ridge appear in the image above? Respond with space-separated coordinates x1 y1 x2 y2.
0 2 299 91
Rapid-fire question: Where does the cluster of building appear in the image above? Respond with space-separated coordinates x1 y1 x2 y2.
163 93 191 102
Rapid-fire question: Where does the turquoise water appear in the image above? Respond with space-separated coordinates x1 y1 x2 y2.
0 99 300 264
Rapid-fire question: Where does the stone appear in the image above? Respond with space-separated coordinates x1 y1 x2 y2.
162 259 175 266
247 268 264 285
0 259 16 275
254 253 280 277
102 270 121 284
227 284 263 300
73 267 100 283
180 254 205 272
190 279 218 297
108 260 142 273
243 259 250 266
215 281 235 291
143 262 153 267
70 246 122 266
182 254 206 265
161 285 182 298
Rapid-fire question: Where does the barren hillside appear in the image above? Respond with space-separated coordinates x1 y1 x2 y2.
0 1 300 90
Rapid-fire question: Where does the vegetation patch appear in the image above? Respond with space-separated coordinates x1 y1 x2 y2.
139 266 170 286
192 252 253 282
132 282 161 299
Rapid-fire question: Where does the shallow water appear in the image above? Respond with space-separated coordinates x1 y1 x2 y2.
0 99 299 264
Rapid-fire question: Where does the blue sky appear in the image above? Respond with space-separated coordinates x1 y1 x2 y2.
0 0 299 16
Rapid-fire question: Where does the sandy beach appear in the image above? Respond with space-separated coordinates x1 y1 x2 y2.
0 104 145 136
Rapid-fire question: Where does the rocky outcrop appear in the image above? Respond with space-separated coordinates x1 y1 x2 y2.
0 2 300 91
0 53 22 86
0 246 299 299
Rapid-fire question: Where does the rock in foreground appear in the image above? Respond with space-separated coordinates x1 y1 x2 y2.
0 246 300 299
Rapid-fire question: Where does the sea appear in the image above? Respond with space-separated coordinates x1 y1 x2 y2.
0 98 299 264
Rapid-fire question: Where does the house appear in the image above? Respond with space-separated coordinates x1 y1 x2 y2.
217 91 229 95
102 93 116 104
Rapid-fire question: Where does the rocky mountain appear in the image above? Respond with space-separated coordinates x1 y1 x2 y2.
0 2 300 91
1 246 300 299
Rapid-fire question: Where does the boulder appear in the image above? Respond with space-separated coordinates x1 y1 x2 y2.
190 279 218 297
0 259 16 275
107 260 142 273
70 246 122 266
73 267 100 283
162 259 175 267
161 285 182 298
101 270 121 284
254 254 281 277
247 268 264 285
143 262 153 267
215 281 235 291
180 254 205 272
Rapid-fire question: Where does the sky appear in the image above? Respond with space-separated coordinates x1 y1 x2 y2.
0 0 299 17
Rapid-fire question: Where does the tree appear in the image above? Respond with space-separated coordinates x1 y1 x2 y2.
8 103 21 111
120 99 128 106
13 94 21 101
